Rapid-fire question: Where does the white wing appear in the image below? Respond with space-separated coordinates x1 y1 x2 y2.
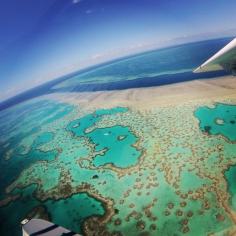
21 218 81 236
194 38 236 75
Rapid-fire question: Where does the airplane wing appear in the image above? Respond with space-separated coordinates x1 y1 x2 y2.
194 37 236 75
21 218 81 236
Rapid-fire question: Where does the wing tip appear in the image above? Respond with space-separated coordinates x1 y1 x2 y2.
193 66 202 73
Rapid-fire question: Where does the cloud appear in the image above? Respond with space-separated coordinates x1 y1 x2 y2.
72 0 81 4
91 53 104 60
85 9 93 14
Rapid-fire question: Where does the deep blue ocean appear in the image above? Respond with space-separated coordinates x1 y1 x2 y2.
0 37 232 111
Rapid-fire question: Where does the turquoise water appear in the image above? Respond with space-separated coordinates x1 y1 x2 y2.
67 107 140 168
0 100 140 235
225 165 236 211
0 185 105 234
67 107 141 167
1 98 236 235
195 103 236 141
0 148 58 200
67 107 128 136
0 100 73 197
0 100 77 235
196 103 236 214
32 132 54 148
88 126 140 167
45 192 105 233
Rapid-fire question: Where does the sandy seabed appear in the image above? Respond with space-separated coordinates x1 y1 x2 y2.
48 75 236 110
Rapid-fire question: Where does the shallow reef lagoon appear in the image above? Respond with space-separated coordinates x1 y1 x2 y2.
1 97 236 235
1 38 236 235
195 103 236 142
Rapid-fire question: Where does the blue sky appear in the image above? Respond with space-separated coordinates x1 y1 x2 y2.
0 0 236 101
